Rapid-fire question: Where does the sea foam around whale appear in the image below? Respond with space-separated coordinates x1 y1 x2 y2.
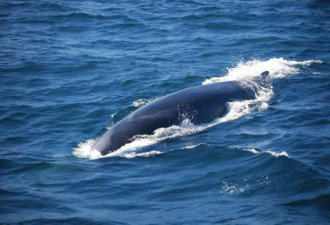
73 58 322 159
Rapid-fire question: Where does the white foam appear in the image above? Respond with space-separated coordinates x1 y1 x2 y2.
265 150 290 158
73 139 102 160
242 148 290 158
131 98 155 107
244 148 260 154
102 123 209 158
203 58 323 84
74 58 320 159
122 150 164 159
184 143 204 149
220 181 245 194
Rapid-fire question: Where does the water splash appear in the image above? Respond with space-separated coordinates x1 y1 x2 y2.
220 181 245 194
203 58 323 84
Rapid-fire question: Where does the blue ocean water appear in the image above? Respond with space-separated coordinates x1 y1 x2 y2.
1 0 330 224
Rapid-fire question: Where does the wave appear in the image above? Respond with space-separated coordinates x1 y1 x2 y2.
183 143 206 150
243 148 290 158
278 193 330 210
73 58 322 159
53 12 109 20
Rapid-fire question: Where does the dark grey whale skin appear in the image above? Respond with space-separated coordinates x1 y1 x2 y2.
93 81 255 155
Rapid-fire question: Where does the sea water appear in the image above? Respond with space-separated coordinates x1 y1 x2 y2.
1 1 329 224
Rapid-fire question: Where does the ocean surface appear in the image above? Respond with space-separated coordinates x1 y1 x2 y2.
1 0 330 224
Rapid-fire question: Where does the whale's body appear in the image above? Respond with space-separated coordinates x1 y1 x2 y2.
93 80 258 155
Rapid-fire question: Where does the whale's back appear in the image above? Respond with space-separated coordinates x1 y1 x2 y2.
93 81 254 155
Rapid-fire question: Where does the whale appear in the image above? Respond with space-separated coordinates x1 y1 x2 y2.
93 71 269 155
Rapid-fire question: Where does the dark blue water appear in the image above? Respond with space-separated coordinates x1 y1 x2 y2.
1 0 330 224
